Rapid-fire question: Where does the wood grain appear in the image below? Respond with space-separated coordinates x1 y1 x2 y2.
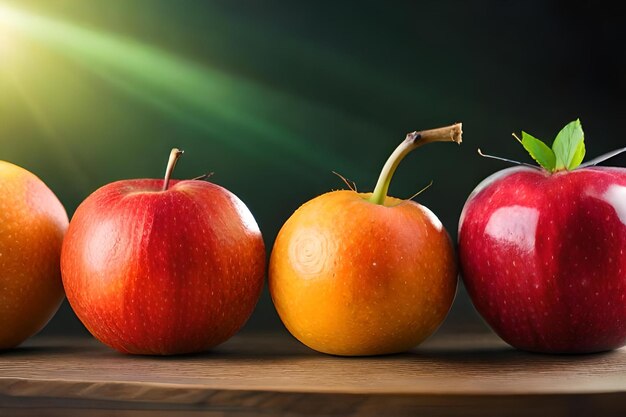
0 330 625 416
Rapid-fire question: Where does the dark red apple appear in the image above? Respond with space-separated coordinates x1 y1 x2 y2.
61 149 265 355
459 120 626 353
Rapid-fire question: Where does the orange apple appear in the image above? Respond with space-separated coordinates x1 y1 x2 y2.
269 124 461 356
0 161 68 349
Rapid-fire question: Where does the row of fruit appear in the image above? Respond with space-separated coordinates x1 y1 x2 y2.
1 119 624 356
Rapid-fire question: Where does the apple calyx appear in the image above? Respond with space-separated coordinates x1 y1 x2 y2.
368 123 462 205
516 119 586 173
162 148 184 191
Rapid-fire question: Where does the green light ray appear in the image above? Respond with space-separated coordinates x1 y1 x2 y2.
0 57 91 192
0 3 367 179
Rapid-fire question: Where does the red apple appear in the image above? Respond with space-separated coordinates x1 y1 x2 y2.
61 149 265 355
459 120 626 353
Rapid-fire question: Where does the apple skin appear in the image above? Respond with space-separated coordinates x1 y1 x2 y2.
270 190 457 356
61 179 265 355
0 161 68 349
459 166 626 353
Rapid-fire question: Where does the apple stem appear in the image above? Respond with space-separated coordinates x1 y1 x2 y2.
162 148 184 191
368 123 462 205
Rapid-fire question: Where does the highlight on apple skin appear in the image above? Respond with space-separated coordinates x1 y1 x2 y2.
270 124 462 356
0 161 69 350
459 120 626 353
60 149 266 355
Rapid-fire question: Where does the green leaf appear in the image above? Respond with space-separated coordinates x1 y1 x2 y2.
521 131 556 171
568 136 586 169
552 119 585 170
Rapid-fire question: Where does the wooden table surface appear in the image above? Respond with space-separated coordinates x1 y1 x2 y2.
0 329 625 417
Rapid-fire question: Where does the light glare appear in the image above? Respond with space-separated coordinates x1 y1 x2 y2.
0 5 19 61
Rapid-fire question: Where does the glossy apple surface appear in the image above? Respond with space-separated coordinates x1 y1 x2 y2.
459 166 626 353
61 178 265 355
0 161 68 349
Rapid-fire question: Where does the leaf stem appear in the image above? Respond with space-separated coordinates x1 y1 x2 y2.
477 148 540 170
580 146 626 168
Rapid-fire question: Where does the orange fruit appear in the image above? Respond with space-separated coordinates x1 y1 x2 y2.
0 161 68 349
270 124 461 355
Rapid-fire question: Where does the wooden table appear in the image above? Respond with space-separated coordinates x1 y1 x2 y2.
0 330 625 416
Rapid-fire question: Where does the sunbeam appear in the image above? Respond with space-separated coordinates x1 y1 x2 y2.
3 66 91 192
0 2 366 180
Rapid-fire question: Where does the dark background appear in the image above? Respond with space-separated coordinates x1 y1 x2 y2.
1 0 625 336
